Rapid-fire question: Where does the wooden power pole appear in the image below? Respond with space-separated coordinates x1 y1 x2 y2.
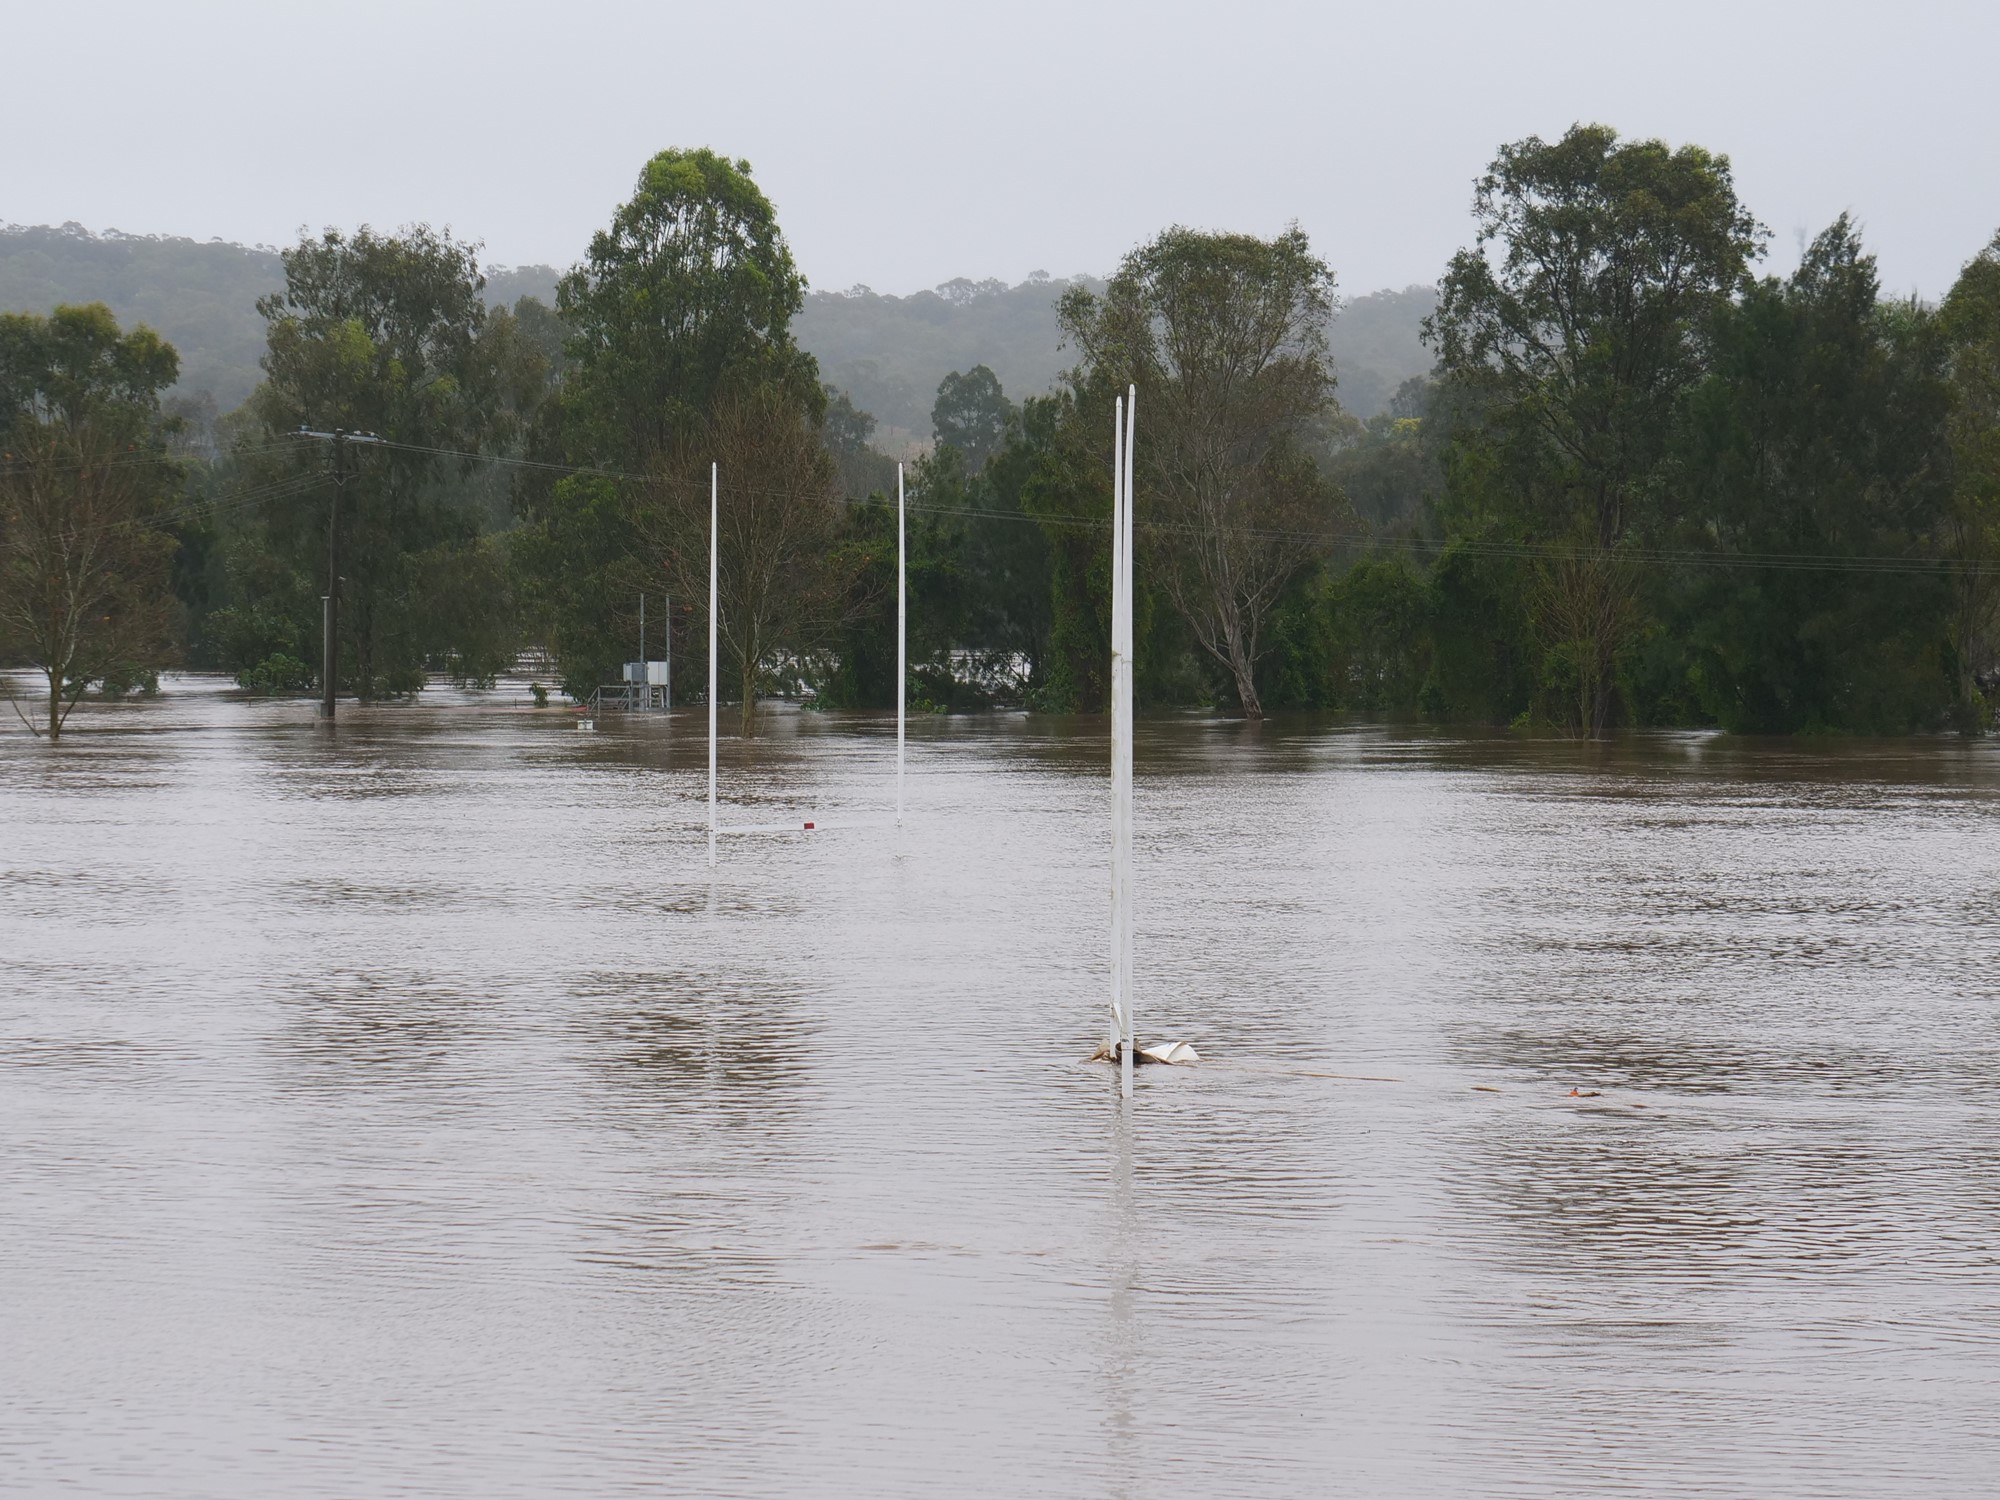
294 427 384 721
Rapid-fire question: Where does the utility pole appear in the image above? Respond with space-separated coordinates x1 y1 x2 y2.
294 428 385 722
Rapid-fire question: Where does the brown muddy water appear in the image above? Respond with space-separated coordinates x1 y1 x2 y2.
2 674 1998 1498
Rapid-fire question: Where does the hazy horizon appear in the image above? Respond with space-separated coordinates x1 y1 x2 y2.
4 0 1997 301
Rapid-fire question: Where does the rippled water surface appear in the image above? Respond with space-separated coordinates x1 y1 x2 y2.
4 677 1999 1498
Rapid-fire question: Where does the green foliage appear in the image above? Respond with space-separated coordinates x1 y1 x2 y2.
1666 221 1955 732
1061 224 1345 715
0 224 278 409
1940 230 2000 726
1 227 1437 440
1419 541 1537 724
823 384 899 500
510 472 625 698
931 366 1016 473
204 225 533 697
237 653 314 695
9 139 1995 743
1427 123 1764 733
1018 388 1112 712
0 303 183 736
555 149 818 466
818 422 1054 711
518 151 824 699
798 275 1103 441
1326 379 1440 533
0 300 180 421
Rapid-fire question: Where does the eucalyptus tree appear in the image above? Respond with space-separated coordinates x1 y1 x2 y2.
222 226 532 696
516 149 826 694
636 387 847 732
557 148 819 464
1671 219 1953 733
931 365 1016 474
1940 230 2000 725
0 304 181 738
1060 225 1343 717
1428 123 1763 734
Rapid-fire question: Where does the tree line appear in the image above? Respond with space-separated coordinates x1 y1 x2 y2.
4 127 1998 740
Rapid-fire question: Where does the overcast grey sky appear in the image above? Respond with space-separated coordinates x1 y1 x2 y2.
5 0 1995 299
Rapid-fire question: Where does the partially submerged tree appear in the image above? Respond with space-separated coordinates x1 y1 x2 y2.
517 149 824 693
1428 123 1764 734
1061 225 1344 716
1940 229 2000 726
638 388 847 732
1670 219 1953 733
0 304 180 739
228 225 530 697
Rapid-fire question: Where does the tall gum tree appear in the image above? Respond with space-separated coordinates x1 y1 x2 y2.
1061 225 1343 717
1427 124 1764 735
639 388 847 733
236 225 529 697
517 149 824 695
1940 230 2000 725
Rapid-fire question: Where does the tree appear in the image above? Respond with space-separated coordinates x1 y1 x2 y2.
822 385 898 500
219 225 532 697
556 148 818 466
1940 230 2000 726
636 388 847 732
1668 220 1953 733
0 304 181 739
516 150 823 693
1061 225 1343 716
931 365 1016 473
1428 123 1763 734
1326 378 1442 534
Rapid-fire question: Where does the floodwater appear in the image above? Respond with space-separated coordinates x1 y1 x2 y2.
3 675 1998 1499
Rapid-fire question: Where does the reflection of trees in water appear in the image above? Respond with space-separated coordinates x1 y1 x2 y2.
570 966 818 1286
575 965 815 1127
1443 1011 1772 1278
1464 1023 1771 1093
1448 1110 1762 1280
271 968 489 1100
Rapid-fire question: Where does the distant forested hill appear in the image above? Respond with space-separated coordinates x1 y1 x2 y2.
0 224 1432 430
0 224 282 409
0 224 560 412
796 275 1102 446
798 275 1435 444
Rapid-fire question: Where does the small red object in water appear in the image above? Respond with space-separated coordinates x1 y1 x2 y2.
803 821 815 830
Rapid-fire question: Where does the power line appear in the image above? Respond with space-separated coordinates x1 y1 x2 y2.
167 432 2000 584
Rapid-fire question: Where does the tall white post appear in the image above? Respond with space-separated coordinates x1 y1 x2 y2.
1109 396 1127 1077
716 464 724 876
665 594 672 710
897 462 906 827
1119 386 1136 1099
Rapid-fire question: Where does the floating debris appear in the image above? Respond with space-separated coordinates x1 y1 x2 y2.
1088 1039 1200 1067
